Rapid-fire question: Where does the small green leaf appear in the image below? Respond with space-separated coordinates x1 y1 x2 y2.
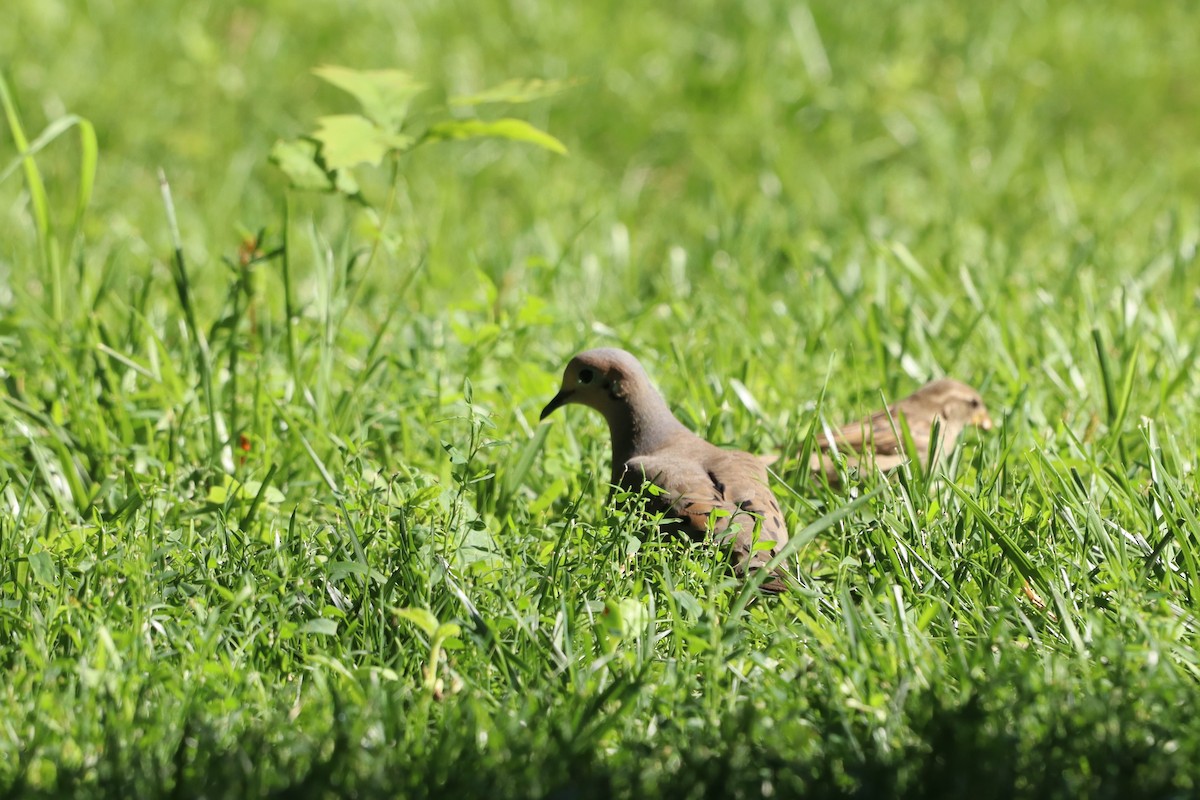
313 65 426 131
396 607 439 637
28 551 57 586
332 167 361 196
426 118 567 155
601 597 648 642
432 622 462 647
449 78 577 107
327 561 369 581
671 589 703 618
300 618 339 636
270 138 333 191
241 480 286 504
313 115 413 171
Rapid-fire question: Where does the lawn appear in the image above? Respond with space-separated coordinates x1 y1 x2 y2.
3 0 1200 797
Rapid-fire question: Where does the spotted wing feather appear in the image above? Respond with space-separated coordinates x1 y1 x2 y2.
622 448 789 592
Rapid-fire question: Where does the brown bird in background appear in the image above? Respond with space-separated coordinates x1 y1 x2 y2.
810 378 993 484
541 348 790 591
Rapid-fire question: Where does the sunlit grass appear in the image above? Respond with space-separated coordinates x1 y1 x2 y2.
2 0 1200 797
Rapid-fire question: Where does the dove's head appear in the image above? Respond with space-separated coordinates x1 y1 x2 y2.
903 378 993 431
540 348 688 465
540 348 651 420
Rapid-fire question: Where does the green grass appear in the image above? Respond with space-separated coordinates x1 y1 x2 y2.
3 0 1200 797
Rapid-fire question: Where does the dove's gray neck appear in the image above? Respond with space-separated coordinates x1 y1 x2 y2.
603 383 688 479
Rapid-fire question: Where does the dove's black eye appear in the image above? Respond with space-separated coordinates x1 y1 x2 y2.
578 368 595 385
969 397 981 408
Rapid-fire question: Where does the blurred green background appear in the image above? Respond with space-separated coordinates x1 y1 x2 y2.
7 0 1199 419
7 0 1198 295
4 0 1200 796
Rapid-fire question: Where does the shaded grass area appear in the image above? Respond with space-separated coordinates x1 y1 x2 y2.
3 0 1200 797
8 657 1198 799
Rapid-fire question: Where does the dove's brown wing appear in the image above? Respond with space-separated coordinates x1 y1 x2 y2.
622 446 789 592
811 406 929 483
808 381 985 484
817 407 912 456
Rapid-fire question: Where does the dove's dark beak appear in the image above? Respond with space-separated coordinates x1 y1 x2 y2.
540 389 573 420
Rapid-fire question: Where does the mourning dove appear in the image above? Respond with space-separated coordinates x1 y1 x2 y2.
811 378 992 484
540 348 790 591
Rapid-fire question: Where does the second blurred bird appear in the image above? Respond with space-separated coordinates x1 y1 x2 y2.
807 378 993 485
